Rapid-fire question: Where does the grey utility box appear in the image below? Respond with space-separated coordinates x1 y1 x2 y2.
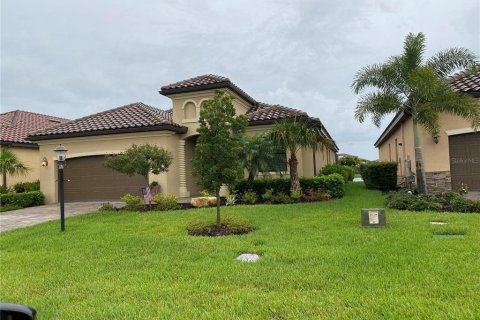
361 208 386 227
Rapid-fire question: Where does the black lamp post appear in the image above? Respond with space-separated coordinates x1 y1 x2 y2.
54 145 68 232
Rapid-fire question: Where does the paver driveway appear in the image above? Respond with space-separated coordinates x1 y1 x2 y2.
0 202 124 232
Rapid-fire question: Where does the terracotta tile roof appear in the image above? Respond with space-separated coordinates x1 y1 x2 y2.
160 74 256 104
246 102 308 122
0 110 69 146
448 67 480 93
27 102 186 141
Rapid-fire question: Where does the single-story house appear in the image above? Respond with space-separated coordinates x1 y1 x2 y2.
374 68 480 192
28 75 339 204
0 110 69 187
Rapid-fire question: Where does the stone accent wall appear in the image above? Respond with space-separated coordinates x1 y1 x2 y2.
425 171 451 193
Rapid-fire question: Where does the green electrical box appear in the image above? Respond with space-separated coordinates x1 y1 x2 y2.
361 208 386 227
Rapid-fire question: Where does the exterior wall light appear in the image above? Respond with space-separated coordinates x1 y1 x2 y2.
54 144 68 232
41 157 48 167
433 134 440 144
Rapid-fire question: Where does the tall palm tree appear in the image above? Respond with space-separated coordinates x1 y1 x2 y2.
269 117 330 192
241 134 278 186
352 32 480 193
0 149 30 188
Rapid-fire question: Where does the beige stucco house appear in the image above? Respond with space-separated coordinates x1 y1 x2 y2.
28 75 338 204
375 69 480 192
0 110 69 187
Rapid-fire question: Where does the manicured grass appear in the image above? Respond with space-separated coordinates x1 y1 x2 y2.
1 183 479 319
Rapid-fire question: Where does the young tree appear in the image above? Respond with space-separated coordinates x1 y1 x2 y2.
268 117 330 192
241 134 279 186
352 32 480 193
339 155 361 167
192 90 247 228
104 144 173 183
0 149 30 188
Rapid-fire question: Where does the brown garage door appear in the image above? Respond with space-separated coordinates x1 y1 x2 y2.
449 133 480 191
63 155 147 202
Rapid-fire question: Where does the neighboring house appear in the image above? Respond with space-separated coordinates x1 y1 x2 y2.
374 69 480 192
0 110 69 187
28 75 339 204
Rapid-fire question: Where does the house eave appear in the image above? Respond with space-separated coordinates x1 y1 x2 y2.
0 140 39 149
374 112 410 147
27 125 188 142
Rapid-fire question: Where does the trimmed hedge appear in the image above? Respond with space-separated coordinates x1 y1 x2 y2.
0 191 45 208
234 174 345 200
360 161 398 191
319 164 355 182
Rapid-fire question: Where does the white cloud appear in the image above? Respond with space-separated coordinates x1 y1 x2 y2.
1 0 478 160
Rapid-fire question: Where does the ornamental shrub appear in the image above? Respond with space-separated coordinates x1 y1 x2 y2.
234 174 345 202
12 180 40 193
98 202 117 211
120 193 142 211
187 215 252 236
152 194 180 211
360 161 397 191
386 190 480 213
261 188 275 203
0 191 45 208
272 192 293 204
319 164 355 182
241 190 258 204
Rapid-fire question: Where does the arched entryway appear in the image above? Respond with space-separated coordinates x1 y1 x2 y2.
184 135 202 197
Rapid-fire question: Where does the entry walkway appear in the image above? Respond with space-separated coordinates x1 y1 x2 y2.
0 201 124 232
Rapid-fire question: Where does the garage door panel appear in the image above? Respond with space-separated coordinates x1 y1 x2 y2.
449 133 480 191
64 155 147 202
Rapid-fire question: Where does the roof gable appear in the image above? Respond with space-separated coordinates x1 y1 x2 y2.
160 74 256 105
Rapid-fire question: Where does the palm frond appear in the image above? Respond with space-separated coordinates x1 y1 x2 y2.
426 89 480 129
355 91 404 126
427 48 479 78
402 32 425 73
416 104 440 136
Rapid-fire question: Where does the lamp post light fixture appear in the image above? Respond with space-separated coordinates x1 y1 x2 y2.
54 145 68 232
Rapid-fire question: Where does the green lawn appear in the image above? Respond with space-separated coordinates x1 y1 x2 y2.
1 183 479 319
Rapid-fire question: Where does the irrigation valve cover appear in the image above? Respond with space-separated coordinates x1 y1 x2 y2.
361 208 386 227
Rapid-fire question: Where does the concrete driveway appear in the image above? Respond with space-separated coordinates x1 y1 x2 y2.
0 202 124 232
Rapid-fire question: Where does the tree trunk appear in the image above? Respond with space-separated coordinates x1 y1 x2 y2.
413 120 428 194
247 170 255 186
2 172 6 189
215 188 221 228
289 153 300 191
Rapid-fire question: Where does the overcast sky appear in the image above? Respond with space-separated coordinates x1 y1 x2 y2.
1 0 479 160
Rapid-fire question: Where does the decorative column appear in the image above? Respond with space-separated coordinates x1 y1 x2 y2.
178 139 190 198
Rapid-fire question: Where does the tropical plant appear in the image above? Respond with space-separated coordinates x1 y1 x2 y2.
268 117 330 192
352 32 480 193
241 134 279 186
192 90 247 228
104 144 173 183
0 149 30 188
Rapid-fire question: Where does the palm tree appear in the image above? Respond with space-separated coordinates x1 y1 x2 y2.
268 117 330 192
0 149 30 188
352 32 480 193
241 134 279 186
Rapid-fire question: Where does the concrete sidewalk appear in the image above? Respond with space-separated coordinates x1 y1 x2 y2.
0 201 124 232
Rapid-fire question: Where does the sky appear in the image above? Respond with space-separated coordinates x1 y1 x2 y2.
1 0 479 160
